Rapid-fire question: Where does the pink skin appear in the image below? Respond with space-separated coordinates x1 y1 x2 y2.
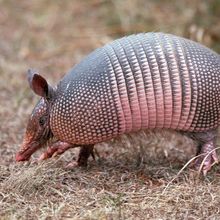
194 141 219 175
16 142 41 161
38 141 73 160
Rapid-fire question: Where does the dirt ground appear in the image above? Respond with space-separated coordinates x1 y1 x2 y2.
1 1 220 219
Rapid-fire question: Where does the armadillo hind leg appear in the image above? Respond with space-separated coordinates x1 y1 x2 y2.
195 141 219 175
188 129 219 175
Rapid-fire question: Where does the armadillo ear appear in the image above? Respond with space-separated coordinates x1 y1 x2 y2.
27 69 54 100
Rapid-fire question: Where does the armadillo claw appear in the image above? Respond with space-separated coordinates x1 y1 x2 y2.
38 144 95 169
38 147 55 161
38 152 47 161
65 161 79 169
38 141 73 161
194 151 219 175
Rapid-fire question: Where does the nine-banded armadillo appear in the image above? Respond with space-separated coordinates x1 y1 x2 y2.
16 32 220 174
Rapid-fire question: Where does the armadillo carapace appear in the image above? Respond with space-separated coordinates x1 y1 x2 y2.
16 32 220 174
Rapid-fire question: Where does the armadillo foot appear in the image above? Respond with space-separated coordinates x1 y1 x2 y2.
65 145 95 168
194 141 219 175
38 141 73 160
77 145 95 166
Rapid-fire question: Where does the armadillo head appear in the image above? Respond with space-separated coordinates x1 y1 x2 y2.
16 69 55 161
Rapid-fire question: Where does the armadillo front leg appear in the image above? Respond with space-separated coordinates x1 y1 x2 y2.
38 141 73 160
66 145 95 168
39 141 95 167
77 145 95 166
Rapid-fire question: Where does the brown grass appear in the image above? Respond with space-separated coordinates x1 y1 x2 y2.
1 0 220 219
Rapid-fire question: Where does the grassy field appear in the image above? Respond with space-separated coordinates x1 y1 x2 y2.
1 0 220 219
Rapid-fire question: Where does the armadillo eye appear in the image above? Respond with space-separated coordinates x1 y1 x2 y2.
39 117 46 126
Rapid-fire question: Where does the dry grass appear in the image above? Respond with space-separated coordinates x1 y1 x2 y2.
2 139 220 219
1 0 220 219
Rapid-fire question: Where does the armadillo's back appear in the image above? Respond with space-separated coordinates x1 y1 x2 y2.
51 32 220 145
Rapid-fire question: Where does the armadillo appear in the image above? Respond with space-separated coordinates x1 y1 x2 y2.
16 32 220 174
